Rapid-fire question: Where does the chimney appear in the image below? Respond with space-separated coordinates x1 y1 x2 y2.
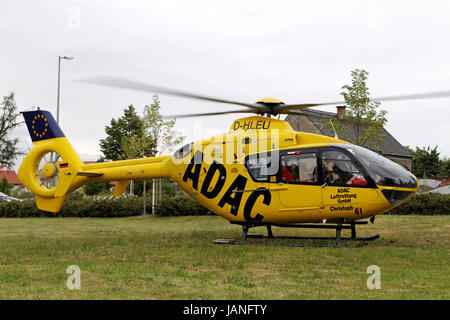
336 105 346 117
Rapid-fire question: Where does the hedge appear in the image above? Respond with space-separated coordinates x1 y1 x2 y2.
0 193 210 218
387 193 450 215
0 194 143 218
154 195 211 217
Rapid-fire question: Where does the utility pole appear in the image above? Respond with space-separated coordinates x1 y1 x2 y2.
56 56 74 125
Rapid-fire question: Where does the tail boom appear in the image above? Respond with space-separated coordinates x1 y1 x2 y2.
67 155 173 193
18 109 174 213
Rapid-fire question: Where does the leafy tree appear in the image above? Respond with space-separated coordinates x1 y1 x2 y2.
0 177 13 195
99 97 184 200
122 134 154 159
410 146 441 178
439 157 450 177
121 95 184 212
322 69 387 150
142 95 185 156
404 146 415 156
0 93 21 169
121 95 185 188
99 105 145 161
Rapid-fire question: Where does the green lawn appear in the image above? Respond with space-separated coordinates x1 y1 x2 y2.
0 215 448 299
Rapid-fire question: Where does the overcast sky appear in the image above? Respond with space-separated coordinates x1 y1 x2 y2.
2 0 450 170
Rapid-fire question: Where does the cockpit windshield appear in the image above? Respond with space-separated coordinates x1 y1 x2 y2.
334 144 418 189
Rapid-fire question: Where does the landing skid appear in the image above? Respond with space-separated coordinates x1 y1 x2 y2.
213 220 380 248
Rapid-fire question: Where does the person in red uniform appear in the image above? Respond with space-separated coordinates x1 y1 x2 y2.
282 162 298 182
282 166 294 181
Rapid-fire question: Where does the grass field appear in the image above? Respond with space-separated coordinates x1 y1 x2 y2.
0 215 448 299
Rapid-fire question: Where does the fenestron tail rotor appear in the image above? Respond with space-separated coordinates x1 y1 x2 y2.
78 76 450 118
35 151 62 190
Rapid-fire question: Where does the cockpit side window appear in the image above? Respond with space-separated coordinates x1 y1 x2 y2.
321 150 368 186
336 144 417 188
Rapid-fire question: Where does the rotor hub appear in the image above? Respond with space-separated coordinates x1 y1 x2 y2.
255 97 284 105
42 163 57 178
255 98 285 116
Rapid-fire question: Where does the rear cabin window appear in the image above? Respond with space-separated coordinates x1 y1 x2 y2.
281 152 318 184
245 153 278 182
246 155 271 181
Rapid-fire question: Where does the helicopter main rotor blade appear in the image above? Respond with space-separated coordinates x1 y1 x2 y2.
272 103 337 113
163 109 256 119
164 108 310 119
281 110 310 115
79 76 268 113
273 90 450 114
364 90 450 103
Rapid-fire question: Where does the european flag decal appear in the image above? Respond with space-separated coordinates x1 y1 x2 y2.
22 110 65 142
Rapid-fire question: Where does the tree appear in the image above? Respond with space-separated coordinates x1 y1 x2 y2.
0 177 13 194
409 146 441 178
121 130 154 198
122 134 154 159
322 69 387 150
0 93 21 169
99 105 146 161
439 157 450 177
142 95 185 156
121 95 185 213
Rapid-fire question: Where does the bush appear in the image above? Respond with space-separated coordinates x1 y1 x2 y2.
0 191 210 218
388 193 450 215
9 189 34 200
0 178 13 194
59 195 143 217
0 194 143 218
154 194 211 217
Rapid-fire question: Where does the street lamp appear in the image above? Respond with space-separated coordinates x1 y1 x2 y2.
56 56 74 125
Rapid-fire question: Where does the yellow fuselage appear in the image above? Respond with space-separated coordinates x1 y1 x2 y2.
19 115 419 222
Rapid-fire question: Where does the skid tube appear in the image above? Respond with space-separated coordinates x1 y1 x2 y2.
213 219 380 247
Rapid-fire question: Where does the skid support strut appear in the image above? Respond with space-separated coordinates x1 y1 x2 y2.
214 220 380 247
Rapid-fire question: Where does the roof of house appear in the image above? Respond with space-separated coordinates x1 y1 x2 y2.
285 108 412 158
0 166 21 185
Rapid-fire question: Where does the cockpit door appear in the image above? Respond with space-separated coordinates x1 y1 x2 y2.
277 149 323 210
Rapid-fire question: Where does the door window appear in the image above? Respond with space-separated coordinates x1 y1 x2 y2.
281 152 318 184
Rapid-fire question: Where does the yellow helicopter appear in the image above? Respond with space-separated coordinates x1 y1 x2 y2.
19 77 449 247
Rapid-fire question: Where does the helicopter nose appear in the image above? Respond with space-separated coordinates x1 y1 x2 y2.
375 164 418 207
377 164 419 207
380 185 417 207
339 144 419 208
